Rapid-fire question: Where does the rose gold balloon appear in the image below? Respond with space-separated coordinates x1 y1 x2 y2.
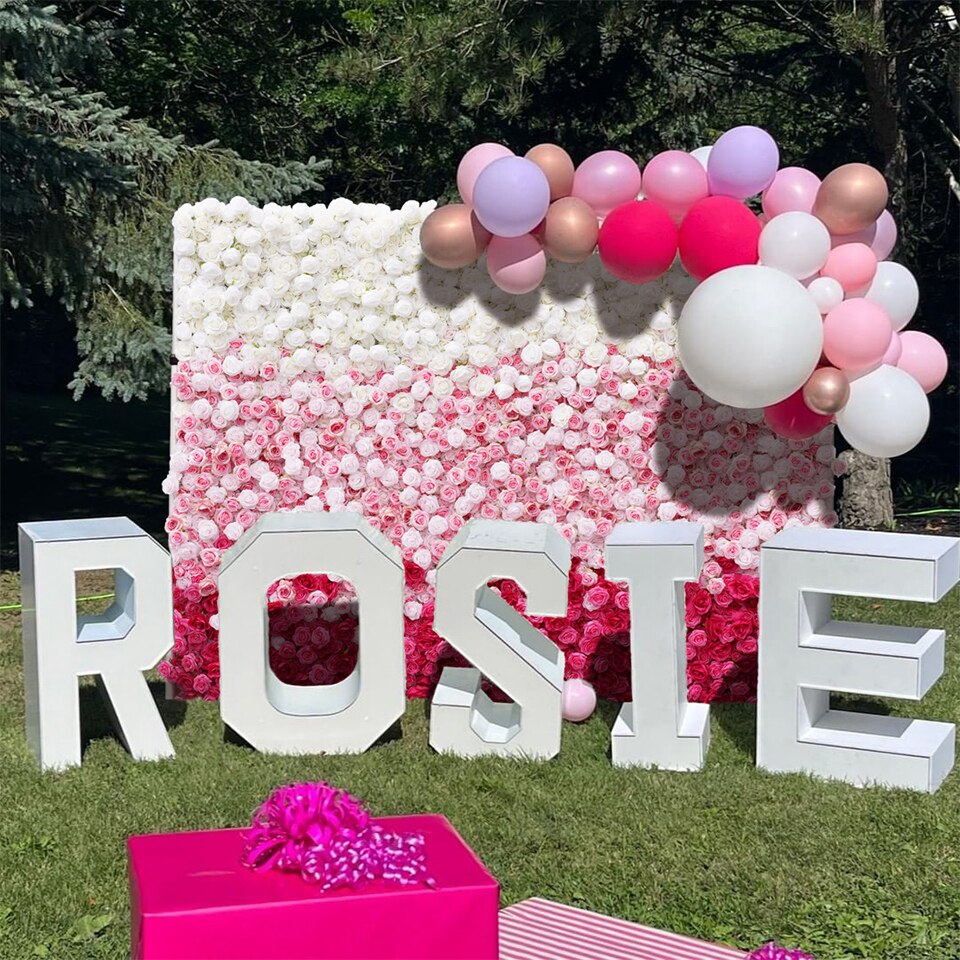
525 144 576 201
419 204 491 269
812 163 889 236
802 366 850 415
543 197 599 263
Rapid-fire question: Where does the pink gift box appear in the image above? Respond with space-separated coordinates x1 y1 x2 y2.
129 814 499 960
498 898 746 959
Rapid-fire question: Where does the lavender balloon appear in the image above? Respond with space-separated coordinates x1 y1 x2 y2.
707 126 780 199
472 156 551 238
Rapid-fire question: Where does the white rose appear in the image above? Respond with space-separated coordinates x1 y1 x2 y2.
550 404 574 428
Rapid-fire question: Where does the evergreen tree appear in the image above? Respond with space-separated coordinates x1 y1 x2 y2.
1 0 328 400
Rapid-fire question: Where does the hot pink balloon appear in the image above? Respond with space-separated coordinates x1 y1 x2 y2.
831 209 897 260
457 142 513 206
761 167 821 218
764 388 834 439
822 298 893 374
897 331 949 393
486 234 546 294
572 150 642 218
881 330 903 366
640 150 709 221
820 242 877 293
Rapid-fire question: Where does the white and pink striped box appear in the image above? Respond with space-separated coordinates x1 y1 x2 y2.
499 897 746 960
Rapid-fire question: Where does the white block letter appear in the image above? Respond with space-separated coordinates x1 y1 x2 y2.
430 521 568 760
218 512 405 754
19 518 174 771
759 528 959 792
605 522 709 770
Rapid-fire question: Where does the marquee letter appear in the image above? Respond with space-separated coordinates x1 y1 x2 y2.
758 528 959 792
218 512 405 754
605 521 709 770
430 521 569 760
19 518 174 771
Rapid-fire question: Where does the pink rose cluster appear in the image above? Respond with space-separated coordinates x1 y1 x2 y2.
161 343 837 701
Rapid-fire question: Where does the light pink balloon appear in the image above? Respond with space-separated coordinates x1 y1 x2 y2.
820 242 878 293
897 331 949 393
486 234 546 294
871 209 898 260
823 298 894 374
640 150 709 221
572 150 642 218
562 678 597 722
457 143 513 206
761 166 821 218
881 330 903 366
831 209 898 260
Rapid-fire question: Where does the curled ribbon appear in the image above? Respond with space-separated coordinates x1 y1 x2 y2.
748 945 815 960
242 781 435 892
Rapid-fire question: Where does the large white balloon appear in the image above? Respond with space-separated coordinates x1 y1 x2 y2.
759 212 831 280
677 264 823 409
864 261 918 331
836 364 930 458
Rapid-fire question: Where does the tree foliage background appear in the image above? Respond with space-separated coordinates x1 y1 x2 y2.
2 0 957 483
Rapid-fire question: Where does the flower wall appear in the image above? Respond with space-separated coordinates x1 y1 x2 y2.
162 197 842 703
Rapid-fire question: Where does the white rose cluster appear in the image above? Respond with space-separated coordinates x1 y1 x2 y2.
171 197 691 377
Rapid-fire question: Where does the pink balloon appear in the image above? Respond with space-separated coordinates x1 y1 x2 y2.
764 388 834 439
572 150 642 218
761 167 821 218
457 143 513 206
881 330 903 366
871 209 898 260
831 209 897 260
640 150 709 221
562 678 597 722
486 234 546 294
820 242 877 293
823 298 894 374
897 331 949 393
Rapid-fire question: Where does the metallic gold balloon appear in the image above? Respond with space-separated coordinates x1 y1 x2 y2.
525 144 576 201
543 196 599 263
812 163 889 236
802 366 850 415
419 204 492 268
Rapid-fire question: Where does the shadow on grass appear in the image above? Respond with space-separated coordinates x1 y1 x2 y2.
80 679 186 758
222 710 405 751
1 389 170 569
831 694 892 716
713 703 757 761
711 696 892 766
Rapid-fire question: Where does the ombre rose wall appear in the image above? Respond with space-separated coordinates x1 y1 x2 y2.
161 198 842 703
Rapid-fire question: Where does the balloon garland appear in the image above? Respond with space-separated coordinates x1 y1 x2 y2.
421 128 948 459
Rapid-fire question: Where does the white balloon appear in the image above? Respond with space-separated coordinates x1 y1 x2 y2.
759 212 832 280
836 364 930 458
677 265 823 409
807 276 844 314
864 261 918 331
690 146 712 171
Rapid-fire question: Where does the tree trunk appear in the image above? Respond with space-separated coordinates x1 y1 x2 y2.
837 0 903 530
838 449 895 530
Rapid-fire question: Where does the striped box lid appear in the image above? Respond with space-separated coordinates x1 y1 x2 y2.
499 897 747 960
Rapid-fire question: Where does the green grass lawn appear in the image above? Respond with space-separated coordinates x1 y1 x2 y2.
0 571 958 960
